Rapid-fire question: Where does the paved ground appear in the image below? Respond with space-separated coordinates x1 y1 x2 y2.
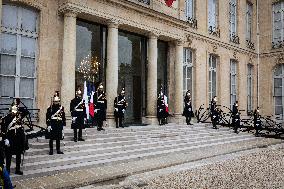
82 143 284 189
9 123 283 189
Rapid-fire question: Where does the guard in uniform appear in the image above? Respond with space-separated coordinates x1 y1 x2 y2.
183 90 194 125
157 90 168 125
114 89 127 128
70 89 86 142
232 101 240 134
94 83 107 131
46 95 66 155
1 104 26 175
210 96 219 129
253 107 261 136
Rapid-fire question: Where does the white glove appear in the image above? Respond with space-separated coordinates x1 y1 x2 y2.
95 109 99 113
4 139 10 147
115 108 118 112
122 109 125 113
72 117 77 123
47 126 52 132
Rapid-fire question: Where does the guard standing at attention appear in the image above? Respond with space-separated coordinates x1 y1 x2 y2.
232 101 240 134
114 88 127 128
210 96 219 129
94 83 107 131
253 107 261 136
183 90 194 125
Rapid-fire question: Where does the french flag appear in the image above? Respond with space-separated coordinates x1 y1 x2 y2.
164 95 169 113
89 91 95 117
165 0 175 7
83 81 89 119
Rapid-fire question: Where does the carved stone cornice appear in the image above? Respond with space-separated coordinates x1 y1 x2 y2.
148 31 160 39
107 19 120 28
58 3 82 16
175 39 184 46
276 53 284 64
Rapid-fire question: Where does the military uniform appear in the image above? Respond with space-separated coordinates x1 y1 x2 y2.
183 91 194 125
114 92 127 128
94 89 107 131
70 91 86 142
253 108 261 136
46 98 66 155
210 97 219 129
232 102 240 134
157 94 168 125
1 105 26 175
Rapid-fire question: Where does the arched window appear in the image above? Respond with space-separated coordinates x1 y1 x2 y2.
274 64 284 118
0 3 38 110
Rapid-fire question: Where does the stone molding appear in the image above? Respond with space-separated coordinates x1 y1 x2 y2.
107 19 120 29
148 31 160 39
9 0 47 10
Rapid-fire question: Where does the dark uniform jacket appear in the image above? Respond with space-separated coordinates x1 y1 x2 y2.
210 100 218 121
46 105 66 140
232 104 240 124
253 110 261 127
1 114 26 155
183 96 193 117
94 91 107 121
157 96 168 119
114 95 127 118
70 97 86 129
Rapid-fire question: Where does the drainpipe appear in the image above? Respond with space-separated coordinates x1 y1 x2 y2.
256 0 260 108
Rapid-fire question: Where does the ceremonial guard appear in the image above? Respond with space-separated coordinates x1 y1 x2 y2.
253 107 261 136
157 89 168 125
210 96 219 129
70 89 86 142
46 94 66 155
94 83 107 131
114 89 127 128
183 90 194 125
232 101 240 134
1 103 26 175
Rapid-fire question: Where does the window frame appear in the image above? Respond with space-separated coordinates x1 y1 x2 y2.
229 0 237 37
247 64 253 113
208 54 217 102
273 64 284 119
272 1 284 44
0 4 38 109
185 0 195 20
208 0 218 30
246 2 253 41
183 48 194 97
230 59 237 109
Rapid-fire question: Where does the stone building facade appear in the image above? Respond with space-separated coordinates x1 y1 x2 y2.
0 0 283 126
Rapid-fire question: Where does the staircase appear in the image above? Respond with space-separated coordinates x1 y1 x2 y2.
9 123 267 183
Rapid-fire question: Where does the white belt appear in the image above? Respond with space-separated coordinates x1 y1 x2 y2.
51 117 62 120
97 101 104 103
75 109 83 112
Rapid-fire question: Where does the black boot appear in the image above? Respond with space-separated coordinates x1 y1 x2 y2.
15 153 23 175
56 139 64 154
49 140 54 155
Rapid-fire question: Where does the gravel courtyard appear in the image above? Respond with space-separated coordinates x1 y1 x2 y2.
119 146 284 189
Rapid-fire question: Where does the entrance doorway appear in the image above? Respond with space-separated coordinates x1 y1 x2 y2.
118 31 147 124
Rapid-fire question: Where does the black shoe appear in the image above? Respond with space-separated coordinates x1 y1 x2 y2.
57 151 64 154
101 128 105 131
78 138 85 141
49 151 53 155
189 123 193 125
15 170 23 175
74 138 77 142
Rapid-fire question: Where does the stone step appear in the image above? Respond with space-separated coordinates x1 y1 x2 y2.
12 135 256 180
20 134 253 171
29 126 241 148
22 131 245 163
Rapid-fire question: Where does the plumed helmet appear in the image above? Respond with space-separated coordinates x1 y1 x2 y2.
10 105 18 114
53 96 60 102
121 88 125 94
99 83 104 90
76 89 82 96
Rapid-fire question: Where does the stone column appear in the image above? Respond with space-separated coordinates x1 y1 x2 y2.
0 0 2 33
61 11 77 115
174 40 184 123
144 32 158 125
106 21 119 127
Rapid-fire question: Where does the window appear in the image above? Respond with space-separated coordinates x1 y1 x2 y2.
185 0 194 20
272 1 284 47
229 0 237 37
183 48 193 96
247 64 253 113
208 0 218 30
209 54 217 101
246 2 253 41
0 4 38 110
230 60 237 108
274 64 284 118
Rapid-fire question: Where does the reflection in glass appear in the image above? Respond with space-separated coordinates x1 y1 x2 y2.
76 20 106 90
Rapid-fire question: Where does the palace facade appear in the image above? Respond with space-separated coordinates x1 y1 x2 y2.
0 0 283 126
